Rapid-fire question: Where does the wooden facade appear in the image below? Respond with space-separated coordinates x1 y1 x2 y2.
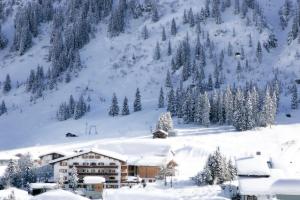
128 165 161 182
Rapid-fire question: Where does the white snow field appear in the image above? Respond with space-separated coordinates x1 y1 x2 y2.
0 0 300 199
0 0 300 150
0 114 300 199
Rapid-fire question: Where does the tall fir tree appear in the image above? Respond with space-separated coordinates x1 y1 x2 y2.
133 88 142 112
291 83 298 109
158 87 165 108
109 93 119 117
122 96 130 115
3 74 12 93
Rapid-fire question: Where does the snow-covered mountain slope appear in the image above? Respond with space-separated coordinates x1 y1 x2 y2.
0 0 300 150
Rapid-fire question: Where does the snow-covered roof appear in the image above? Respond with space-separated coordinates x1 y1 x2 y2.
31 189 89 200
0 188 31 200
39 151 65 158
153 129 168 135
0 165 7 177
30 183 58 189
271 179 300 195
127 156 167 167
238 177 274 195
83 176 105 184
49 149 127 164
126 176 142 182
0 154 19 160
236 156 270 177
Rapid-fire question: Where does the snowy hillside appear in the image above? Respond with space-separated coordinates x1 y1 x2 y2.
0 0 299 151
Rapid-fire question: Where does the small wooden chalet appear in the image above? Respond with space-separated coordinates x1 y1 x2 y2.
153 129 168 139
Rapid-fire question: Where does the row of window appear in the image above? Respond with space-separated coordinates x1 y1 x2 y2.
60 161 117 166
77 168 117 174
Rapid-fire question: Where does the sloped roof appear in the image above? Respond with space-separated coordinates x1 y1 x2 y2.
39 151 66 158
271 179 300 195
236 156 270 177
153 129 168 135
238 177 274 195
127 155 167 167
49 149 127 164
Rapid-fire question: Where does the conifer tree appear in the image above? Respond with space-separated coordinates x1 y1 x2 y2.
224 87 234 124
122 96 130 115
0 100 7 116
153 42 161 60
74 95 87 120
167 87 176 116
158 87 165 108
256 41 263 63
152 5 159 22
141 25 149 40
69 166 78 191
167 40 172 56
188 8 195 27
201 92 211 126
133 88 142 112
291 83 298 109
171 18 177 36
260 87 276 127
162 27 167 41
109 93 119 117
3 74 12 93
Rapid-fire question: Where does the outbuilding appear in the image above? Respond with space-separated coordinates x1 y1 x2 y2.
153 129 168 139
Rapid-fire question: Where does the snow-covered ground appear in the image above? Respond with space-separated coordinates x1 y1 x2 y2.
0 0 300 150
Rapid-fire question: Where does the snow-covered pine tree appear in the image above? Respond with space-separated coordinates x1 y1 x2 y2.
256 41 263 63
0 100 7 116
233 88 246 131
0 24 8 49
3 159 17 187
109 93 119 117
165 70 172 88
152 4 159 22
74 95 87 119
133 88 142 112
171 18 177 36
57 102 70 121
162 27 167 41
207 74 213 91
188 8 195 27
260 87 276 127
224 86 234 124
141 25 149 40
153 42 161 60
17 154 36 188
156 112 173 132
183 9 188 24
227 159 237 181
69 166 78 191
158 87 165 108
291 83 298 109
167 87 176 116
245 91 255 130
3 74 12 93
201 92 211 126
168 40 172 56
122 96 130 115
